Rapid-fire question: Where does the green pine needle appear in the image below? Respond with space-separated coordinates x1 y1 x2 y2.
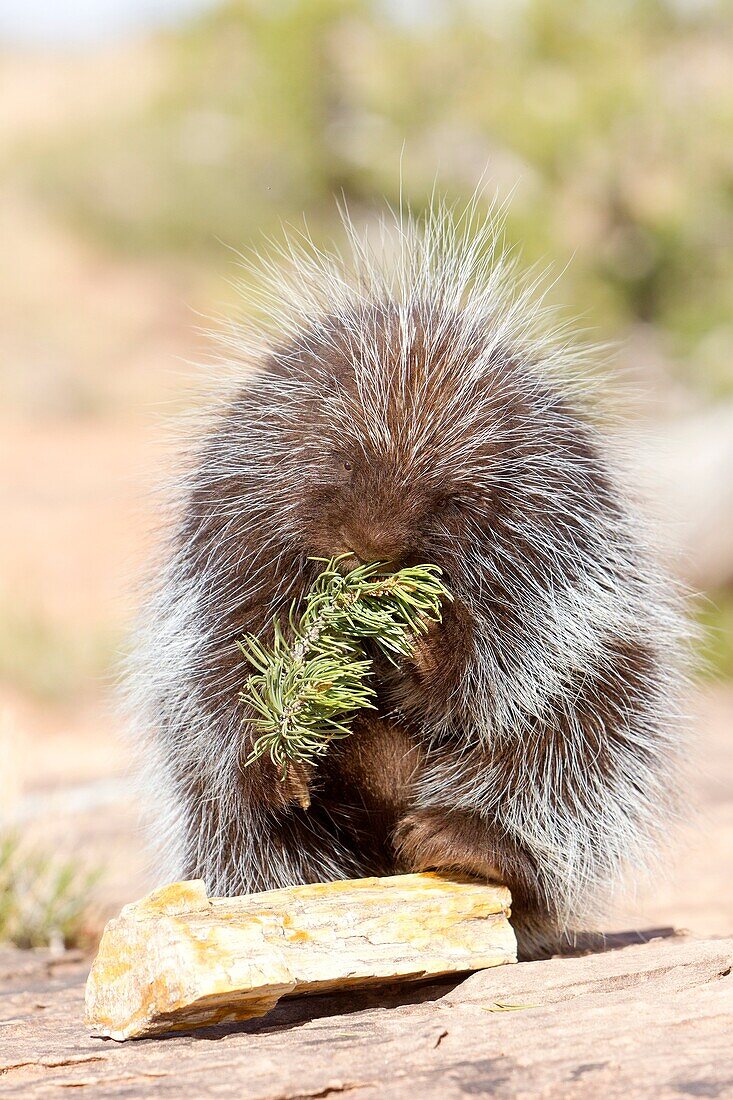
238 556 452 779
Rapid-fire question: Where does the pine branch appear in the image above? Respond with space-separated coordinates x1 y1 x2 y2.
238 556 452 779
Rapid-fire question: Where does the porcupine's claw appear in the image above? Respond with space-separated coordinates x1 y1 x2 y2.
282 761 312 811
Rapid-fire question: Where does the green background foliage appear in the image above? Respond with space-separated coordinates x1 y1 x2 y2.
15 0 733 397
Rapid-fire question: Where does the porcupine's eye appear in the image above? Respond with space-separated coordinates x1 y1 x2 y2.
438 490 480 517
330 453 354 484
437 491 463 513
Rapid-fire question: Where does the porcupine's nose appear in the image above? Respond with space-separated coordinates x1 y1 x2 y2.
339 520 407 567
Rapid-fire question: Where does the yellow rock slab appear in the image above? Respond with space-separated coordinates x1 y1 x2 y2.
85 873 516 1040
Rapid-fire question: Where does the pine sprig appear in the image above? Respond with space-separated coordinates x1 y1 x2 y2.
238 556 452 779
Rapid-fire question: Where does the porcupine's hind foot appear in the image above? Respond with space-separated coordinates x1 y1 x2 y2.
393 808 505 882
393 807 566 959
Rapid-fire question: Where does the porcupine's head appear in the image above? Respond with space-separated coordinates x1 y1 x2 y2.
194 202 681 744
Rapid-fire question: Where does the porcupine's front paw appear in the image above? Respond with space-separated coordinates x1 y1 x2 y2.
393 808 504 882
408 617 442 680
406 597 473 689
273 760 314 811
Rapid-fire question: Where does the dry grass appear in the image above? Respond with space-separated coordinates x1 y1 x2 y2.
0 833 99 950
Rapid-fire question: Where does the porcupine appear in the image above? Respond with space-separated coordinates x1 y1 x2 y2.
127 203 688 958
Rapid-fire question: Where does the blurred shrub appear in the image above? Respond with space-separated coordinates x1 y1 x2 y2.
0 606 118 702
11 0 733 395
695 590 733 682
0 834 98 950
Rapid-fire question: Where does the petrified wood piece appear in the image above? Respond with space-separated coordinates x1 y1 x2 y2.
85 872 516 1040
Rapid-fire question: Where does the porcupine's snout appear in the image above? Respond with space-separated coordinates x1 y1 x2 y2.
337 510 415 568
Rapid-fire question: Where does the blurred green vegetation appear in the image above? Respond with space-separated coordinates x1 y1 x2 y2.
0 606 119 703
12 0 733 397
0 834 98 949
695 590 733 682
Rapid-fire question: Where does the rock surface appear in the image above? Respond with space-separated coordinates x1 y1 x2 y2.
1 931 731 1098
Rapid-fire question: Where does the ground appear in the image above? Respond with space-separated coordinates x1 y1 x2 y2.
0 685 731 1098
1 932 731 1096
